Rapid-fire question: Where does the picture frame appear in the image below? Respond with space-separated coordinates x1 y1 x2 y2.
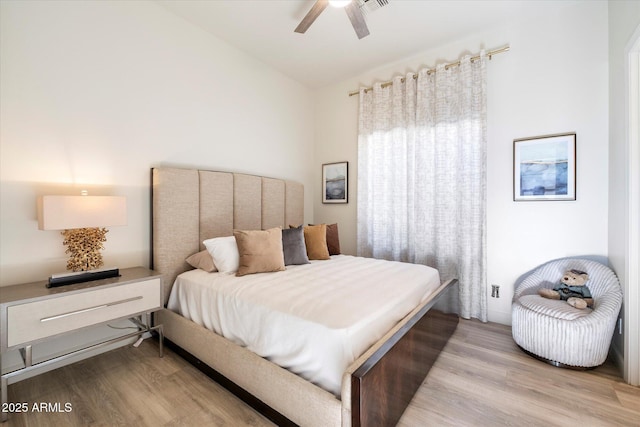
513 133 576 201
322 162 348 204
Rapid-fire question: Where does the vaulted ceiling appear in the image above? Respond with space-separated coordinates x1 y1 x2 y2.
157 0 579 89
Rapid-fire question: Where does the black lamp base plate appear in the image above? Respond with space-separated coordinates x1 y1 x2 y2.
47 268 120 288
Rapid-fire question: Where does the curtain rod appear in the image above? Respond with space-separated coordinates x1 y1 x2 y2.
348 45 510 97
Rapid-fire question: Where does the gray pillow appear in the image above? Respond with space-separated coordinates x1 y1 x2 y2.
282 225 310 266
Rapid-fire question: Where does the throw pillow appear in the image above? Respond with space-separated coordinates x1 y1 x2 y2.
282 225 310 265
203 236 240 274
234 228 286 276
303 224 330 260
185 249 217 273
309 223 341 255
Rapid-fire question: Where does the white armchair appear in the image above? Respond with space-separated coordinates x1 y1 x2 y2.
512 258 623 368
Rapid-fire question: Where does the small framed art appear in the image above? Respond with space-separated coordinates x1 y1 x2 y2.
322 162 348 204
514 133 576 201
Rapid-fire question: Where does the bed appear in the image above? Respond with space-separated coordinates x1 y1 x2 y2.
151 167 459 427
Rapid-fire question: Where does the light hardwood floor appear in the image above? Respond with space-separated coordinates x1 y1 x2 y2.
398 320 640 427
5 319 639 426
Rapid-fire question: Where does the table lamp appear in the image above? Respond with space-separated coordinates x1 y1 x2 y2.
37 194 127 287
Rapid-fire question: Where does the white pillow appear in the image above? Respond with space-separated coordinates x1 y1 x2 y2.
203 236 239 274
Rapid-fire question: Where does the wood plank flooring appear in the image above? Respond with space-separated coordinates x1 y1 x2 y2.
397 320 640 427
5 319 639 426
5 339 273 427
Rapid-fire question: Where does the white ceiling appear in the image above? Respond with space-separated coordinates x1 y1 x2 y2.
156 0 577 89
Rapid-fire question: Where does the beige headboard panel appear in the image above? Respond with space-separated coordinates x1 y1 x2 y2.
152 167 304 304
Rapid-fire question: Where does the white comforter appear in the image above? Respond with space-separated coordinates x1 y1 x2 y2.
167 255 440 397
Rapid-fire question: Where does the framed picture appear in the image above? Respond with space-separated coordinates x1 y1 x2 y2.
322 162 348 204
514 133 576 201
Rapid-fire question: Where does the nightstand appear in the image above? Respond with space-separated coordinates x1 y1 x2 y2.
0 267 163 422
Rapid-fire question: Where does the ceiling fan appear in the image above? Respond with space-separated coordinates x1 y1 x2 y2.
294 0 389 40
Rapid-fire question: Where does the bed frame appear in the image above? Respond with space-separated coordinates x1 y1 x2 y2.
151 167 459 427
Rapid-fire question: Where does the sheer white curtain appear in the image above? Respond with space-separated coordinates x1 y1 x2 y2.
357 53 487 321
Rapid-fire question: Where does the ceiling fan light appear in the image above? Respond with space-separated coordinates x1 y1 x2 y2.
329 0 351 8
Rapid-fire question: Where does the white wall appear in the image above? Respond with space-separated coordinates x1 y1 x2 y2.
314 1 609 324
0 1 614 327
0 1 315 286
608 0 640 385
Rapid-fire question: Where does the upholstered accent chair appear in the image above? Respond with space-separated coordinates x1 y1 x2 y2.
512 258 623 368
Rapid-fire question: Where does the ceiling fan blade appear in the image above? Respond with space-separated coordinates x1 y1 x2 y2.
294 0 329 34
344 1 370 39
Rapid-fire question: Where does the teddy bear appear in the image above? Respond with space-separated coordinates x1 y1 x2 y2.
538 269 594 309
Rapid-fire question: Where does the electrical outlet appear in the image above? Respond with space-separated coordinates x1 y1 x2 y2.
491 284 500 298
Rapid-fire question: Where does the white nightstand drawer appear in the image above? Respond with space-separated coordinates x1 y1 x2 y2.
6 278 161 348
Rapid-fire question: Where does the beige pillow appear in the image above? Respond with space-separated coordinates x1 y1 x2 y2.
309 223 341 255
233 228 286 277
304 224 330 260
185 250 217 273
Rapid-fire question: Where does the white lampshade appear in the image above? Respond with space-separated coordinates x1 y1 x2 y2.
37 195 127 230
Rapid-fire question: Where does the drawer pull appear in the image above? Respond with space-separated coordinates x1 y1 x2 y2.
40 296 143 322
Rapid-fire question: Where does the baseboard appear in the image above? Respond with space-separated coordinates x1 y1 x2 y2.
488 310 511 326
610 340 625 375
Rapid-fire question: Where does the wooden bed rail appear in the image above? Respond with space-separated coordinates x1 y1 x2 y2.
351 279 459 426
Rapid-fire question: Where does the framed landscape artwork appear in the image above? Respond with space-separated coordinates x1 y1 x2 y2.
513 133 576 201
322 162 348 204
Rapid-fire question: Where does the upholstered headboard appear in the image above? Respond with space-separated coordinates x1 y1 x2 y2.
151 167 304 304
